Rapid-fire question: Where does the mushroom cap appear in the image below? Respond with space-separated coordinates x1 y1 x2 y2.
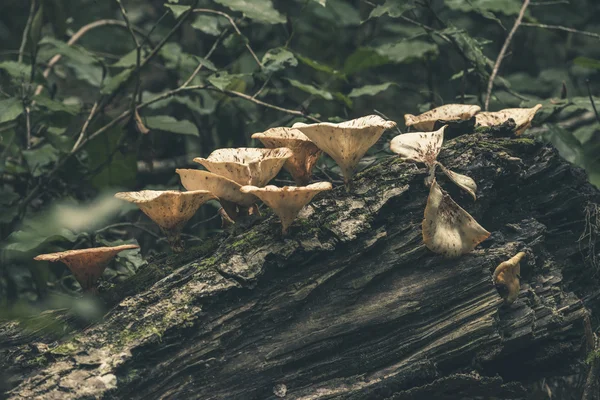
405 104 481 131
389 126 446 167
193 147 293 187
176 169 258 207
475 104 542 135
251 127 322 185
240 182 332 233
293 115 397 182
34 244 139 290
422 180 490 257
436 162 477 201
493 252 525 305
114 190 216 230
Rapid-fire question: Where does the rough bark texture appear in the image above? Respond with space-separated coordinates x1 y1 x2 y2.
2 133 600 399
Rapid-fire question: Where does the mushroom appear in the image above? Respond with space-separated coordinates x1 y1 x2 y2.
390 126 477 199
493 252 526 305
34 244 139 293
405 104 481 131
422 180 490 257
251 127 322 186
176 169 259 223
114 190 216 252
293 115 397 189
475 104 542 135
240 182 332 234
193 148 293 187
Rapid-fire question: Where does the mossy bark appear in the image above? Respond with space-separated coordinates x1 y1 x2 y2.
2 133 600 399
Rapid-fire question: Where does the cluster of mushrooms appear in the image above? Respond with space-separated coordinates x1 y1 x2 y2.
34 103 541 303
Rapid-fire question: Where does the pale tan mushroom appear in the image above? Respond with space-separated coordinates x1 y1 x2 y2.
405 104 481 131
34 244 139 292
493 252 526 305
176 169 259 223
475 104 542 135
251 127 322 186
193 148 293 187
240 182 332 234
293 115 397 188
114 190 216 252
422 180 490 257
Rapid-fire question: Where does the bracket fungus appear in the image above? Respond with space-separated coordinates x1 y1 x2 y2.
34 244 139 292
114 190 216 253
193 148 293 187
390 126 477 199
493 251 526 305
404 104 481 131
251 127 322 186
475 104 542 135
422 180 490 257
176 169 259 223
293 115 397 189
240 182 332 234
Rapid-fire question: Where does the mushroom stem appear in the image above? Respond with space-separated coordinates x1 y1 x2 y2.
218 207 236 228
344 178 351 193
165 230 185 253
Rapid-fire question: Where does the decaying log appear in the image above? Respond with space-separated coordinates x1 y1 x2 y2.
2 133 600 399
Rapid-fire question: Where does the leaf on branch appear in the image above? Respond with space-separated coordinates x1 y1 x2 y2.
208 72 249 91
445 0 524 16
574 57 600 71
348 82 395 98
295 54 345 79
101 69 133 95
191 15 224 36
367 0 414 20
164 4 191 18
0 61 31 80
213 0 286 24
29 4 44 47
22 144 60 177
285 78 333 100
144 116 200 136
344 41 437 75
310 0 326 6
0 98 24 124
262 48 298 73
33 95 81 115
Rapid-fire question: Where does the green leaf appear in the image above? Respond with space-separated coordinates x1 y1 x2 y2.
296 54 346 79
191 15 223 36
344 48 391 75
285 78 333 100
112 49 143 68
574 57 600 71
86 125 137 189
144 116 200 136
208 72 248 91
3 228 78 254
164 4 190 18
368 0 414 19
313 0 361 26
311 0 326 5
22 144 60 177
348 82 395 97
29 4 44 47
445 0 523 16
213 0 285 24
262 48 298 73
0 98 24 124
33 95 81 115
39 37 97 66
445 28 491 81
0 62 31 79
375 40 438 63
101 69 132 95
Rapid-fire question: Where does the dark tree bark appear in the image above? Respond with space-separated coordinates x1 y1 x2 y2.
2 133 600 400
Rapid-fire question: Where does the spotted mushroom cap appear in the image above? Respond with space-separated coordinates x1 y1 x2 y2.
176 169 258 207
193 148 293 187
422 180 490 257
114 190 216 230
475 104 542 135
404 104 481 131
34 244 139 291
293 115 396 183
390 125 446 167
252 127 322 185
493 251 525 305
240 182 332 234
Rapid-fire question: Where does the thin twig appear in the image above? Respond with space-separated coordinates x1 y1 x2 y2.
521 22 600 40
252 74 272 99
586 79 600 124
485 0 531 110
116 0 142 121
72 101 98 153
181 30 226 88
18 0 36 64
24 106 31 149
193 8 263 68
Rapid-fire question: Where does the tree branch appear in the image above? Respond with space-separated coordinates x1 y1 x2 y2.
17 0 36 64
521 22 600 40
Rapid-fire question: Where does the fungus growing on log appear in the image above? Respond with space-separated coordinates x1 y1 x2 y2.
193 148 293 187
475 104 542 135
404 104 481 131
493 251 526 305
293 115 397 189
251 127 322 186
240 182 332 234
176 169 259 223
114 190 216 253
390 126 477 199
34 244 139 292
422 180 490 257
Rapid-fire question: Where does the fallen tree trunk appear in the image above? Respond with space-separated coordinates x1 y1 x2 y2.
2 133 600 399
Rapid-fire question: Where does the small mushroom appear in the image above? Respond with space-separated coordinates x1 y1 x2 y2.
390 126 477 199
422 180 490 257
114 190 216 252
493 252 526 305
405 104 481 131
475 104 542 135
293 115 397 188
240 182 332 234
193 148 293 187
176 169 259 223
251 127 322 186
34 244 139 292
